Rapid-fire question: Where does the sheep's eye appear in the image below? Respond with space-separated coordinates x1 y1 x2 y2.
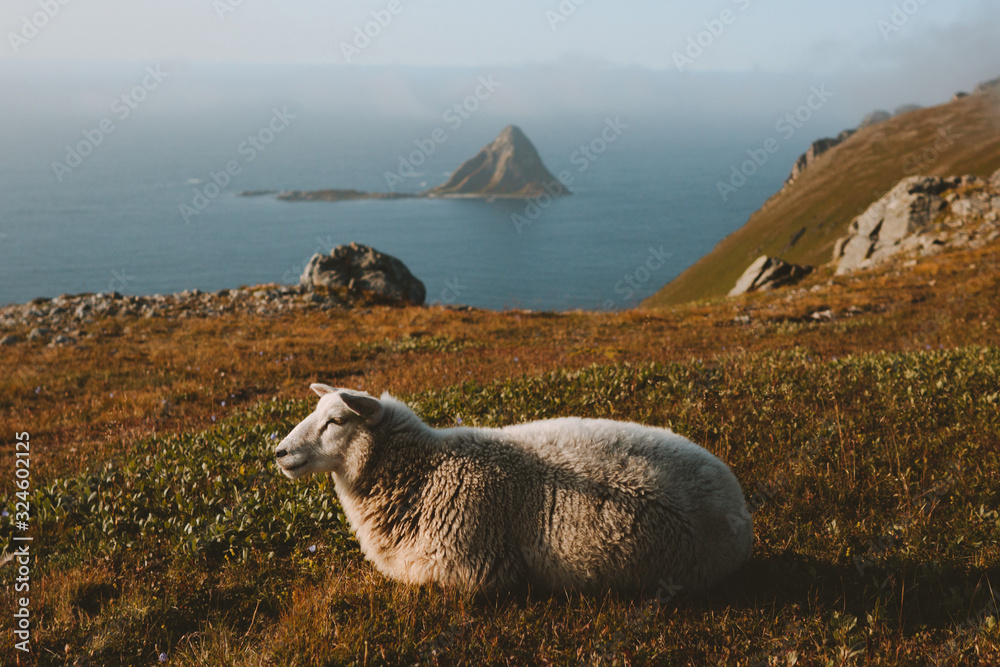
324 417 346 429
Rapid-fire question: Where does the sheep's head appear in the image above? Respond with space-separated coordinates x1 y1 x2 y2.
274 384 384 480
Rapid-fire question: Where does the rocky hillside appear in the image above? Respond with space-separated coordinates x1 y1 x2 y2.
645 78 1000 307
833 172 1000 274
727 169 1000 296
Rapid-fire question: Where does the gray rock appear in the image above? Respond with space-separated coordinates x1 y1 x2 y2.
786 133 853 186
27 327 50 341
858 110 892 130
0 335 18 345
834 176 957 274
951 197 991 218
300 242 426 306
729 256 814 297
49 335 75 347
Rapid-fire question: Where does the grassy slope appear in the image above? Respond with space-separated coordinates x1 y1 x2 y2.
645 87 1000 308
1 239 999 664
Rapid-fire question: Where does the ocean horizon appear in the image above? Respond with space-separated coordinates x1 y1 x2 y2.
1 97 848 311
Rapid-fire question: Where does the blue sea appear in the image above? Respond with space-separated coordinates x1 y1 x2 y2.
1 99 837 311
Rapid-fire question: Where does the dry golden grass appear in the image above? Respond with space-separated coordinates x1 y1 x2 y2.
2 241 999 485
0 240 998 666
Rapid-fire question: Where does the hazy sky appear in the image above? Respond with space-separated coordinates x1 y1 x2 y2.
3 1 1000 130
2 0 998 73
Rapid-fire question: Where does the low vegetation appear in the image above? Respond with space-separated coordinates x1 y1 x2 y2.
1 241 998 665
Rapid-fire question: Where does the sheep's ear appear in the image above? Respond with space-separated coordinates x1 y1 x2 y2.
339 392 384 426
311 383 336 397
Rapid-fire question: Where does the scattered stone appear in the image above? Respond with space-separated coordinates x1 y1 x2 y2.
729 256 814 297
1 335 18 345
49 335 75 347
1 270 437 343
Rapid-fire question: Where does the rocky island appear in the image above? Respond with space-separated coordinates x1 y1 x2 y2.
239 124 569 203
424 124 569 199
275 189 419 203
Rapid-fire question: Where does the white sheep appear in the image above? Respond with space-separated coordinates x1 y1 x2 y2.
274 384 753 593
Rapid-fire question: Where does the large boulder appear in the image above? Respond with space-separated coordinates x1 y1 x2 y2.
300 243 426 305
728 256 814 297
833 176 957 274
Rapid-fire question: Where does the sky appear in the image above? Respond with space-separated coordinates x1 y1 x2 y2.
1 1 999 128
1 0 997 73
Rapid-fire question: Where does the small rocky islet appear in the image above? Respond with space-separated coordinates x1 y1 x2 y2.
240 125 570 203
